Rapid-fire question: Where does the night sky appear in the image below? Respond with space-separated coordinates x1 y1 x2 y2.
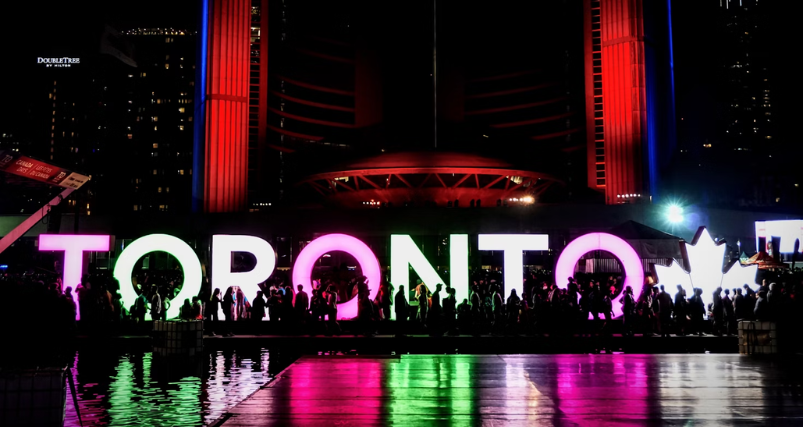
1 0 799 160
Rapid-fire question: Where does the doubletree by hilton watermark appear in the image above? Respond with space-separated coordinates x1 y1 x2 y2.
37 57 80 68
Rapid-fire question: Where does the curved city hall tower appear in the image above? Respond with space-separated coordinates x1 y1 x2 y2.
583 0 676 204
193 0 252 212
195 0 676 211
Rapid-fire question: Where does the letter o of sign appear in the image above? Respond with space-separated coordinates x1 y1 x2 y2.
292 234 381 320
114 234 203 320
555 233 644 318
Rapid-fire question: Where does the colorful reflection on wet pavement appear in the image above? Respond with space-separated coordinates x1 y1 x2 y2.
64 348 289 426
220 354 803 426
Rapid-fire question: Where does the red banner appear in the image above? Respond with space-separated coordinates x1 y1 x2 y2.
0 150 90 189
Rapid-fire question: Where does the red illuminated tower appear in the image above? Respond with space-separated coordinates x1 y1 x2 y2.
193 0 251 212
583 0 676 204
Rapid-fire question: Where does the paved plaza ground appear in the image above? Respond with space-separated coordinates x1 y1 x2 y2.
215 353 803 426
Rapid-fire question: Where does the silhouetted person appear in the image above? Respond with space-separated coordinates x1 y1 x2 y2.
395 285 409 337
310 289 325 322
150 289 162 321
674 285 686 336
235 287 246 320
180 298 193 320
506 289 521 334
417 284 429 326
295 284 309 322
620 286 636 337
444 287 457 336
134 289 148 323
207 288 222 336
222 288 234 322
325 284 340 335
754 290 769 320
723 288 735 335
376 283 392 322
268 290 281 322
251 291 266 334
734 288 750 320
209 288 221 322
689 288 705 336
357 288 374 337
428 284 443 335
657 285 673 337
711 287 724 336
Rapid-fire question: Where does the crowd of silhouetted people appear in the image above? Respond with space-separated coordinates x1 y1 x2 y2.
3 267 803 339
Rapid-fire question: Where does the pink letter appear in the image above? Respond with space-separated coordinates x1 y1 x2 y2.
292 234 381 320
39 234 110 320
554 233 643 318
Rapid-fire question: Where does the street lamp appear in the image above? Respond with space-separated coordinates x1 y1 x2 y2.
667 204 684 224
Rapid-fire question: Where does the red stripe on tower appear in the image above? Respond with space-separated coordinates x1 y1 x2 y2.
202 0 250 212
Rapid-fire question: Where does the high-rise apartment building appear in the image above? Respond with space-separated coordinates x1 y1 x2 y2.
717 0 773 154
118 28 196 214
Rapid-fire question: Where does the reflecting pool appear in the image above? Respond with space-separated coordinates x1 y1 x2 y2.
64 347 294 426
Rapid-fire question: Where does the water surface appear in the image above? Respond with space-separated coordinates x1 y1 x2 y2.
65 347 293 426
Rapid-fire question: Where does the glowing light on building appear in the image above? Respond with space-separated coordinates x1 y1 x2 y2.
211 235 276 320
554 233 643 318
114 234 203 320
390 234 469 316
654 227 757 306
292 234 381 320
39 234 110 320
478 234 549 299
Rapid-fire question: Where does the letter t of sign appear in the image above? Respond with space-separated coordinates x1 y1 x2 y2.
39 234 110 320
478 234 549 299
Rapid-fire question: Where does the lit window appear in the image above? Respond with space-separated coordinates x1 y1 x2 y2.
165 64 169 69
179 125 184 131
154 126 158 131
127 134 133 139
134 205 138 211
178 169 185 175
178 107 185 113
153 170 158 175
153 143 159 149
158 187 162 193
166 187 170 193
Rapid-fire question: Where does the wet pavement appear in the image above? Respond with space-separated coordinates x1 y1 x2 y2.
64 347 295 426
220 354 803 426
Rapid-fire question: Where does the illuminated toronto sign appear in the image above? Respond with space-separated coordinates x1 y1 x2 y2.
554 233 644 319
39 228 759 321
38 234 110 321
37 57 81 68
654 227 758 305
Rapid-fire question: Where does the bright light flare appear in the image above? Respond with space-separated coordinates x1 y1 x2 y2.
667 205 684 223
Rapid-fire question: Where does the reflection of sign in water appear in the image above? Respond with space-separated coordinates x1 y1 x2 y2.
37 57 80 68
